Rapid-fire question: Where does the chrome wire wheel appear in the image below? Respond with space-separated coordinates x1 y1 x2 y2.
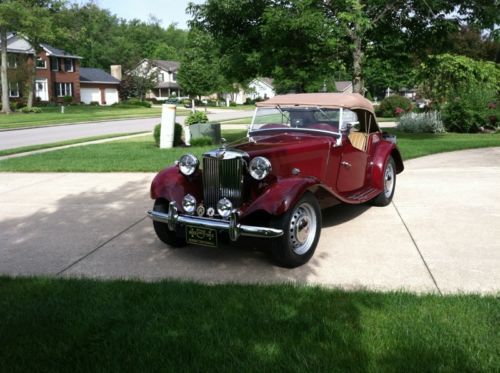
288 202 318 255
384 161 395 198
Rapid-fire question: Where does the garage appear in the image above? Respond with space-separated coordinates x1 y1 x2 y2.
79 67 121 106
105 88 119 105
81 87 101 105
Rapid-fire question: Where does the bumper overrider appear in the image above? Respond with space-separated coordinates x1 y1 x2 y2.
147 202 283 241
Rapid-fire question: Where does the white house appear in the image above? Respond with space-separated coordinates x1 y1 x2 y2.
225 77 276 105
130 59 182 100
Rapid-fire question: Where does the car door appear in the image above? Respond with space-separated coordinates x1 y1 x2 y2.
336 135 368 193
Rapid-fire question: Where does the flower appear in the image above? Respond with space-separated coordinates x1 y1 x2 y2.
394 107 405 116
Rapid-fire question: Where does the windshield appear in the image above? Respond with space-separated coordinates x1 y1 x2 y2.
250 106 358 135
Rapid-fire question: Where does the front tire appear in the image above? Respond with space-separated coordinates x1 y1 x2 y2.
152 199 186 247
371 156 396 206
270 192 322 268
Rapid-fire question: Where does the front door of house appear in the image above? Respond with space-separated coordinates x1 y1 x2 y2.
35 79 48 101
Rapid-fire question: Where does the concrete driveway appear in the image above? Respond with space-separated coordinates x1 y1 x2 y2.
1 147 499 294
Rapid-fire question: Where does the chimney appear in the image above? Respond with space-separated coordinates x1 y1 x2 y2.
110 65 122 81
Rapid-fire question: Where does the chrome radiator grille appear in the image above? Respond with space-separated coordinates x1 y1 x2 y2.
203 156 244 209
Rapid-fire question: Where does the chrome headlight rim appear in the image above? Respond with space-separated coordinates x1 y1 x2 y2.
217 197 233 218
178 153 199 176
249 156 272 180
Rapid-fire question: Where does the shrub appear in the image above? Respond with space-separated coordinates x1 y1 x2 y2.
442 86 498 133
397 111 445 133
229 101 237 107
376 96 413 117
63 96 73 104
190 136 213 147
121 98 152 108
185 111 209 125
20 107 42 114
153 123 183 147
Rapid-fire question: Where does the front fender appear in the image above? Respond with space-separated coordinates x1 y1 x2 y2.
371 142 404 190
240 176 318 218
150 167 203 210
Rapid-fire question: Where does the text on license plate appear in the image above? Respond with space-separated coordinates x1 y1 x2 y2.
186 226 217 247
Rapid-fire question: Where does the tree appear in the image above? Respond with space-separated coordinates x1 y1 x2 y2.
0 0 22 113
189 0 499 94
17 0 64 108
124 60 158 100
176 29 225 111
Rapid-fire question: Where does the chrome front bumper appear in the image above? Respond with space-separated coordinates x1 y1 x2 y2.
147 202 283 241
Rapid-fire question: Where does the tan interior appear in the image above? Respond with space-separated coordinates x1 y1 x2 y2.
348 132 368 152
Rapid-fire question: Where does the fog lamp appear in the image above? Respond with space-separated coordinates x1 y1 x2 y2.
217 197 233 218
182 194 196 214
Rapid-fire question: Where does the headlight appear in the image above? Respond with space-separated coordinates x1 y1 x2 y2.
182 194 196 214
249 156 272 180
178 154 199 176
217 197 233 218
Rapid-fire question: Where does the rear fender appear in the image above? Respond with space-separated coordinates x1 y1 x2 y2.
371 143 404 190
150 167 203 210
241 177 319 218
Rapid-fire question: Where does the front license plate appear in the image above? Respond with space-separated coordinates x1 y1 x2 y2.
186 225 217 247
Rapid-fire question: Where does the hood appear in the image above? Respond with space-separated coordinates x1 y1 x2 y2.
230 133 333 179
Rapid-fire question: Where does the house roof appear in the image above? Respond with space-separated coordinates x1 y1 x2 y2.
256 93 374 113
41 43 82 59
152 60 180 72
335 81 353 93
2 33 35 54
251 77 274 89
80 68 120 84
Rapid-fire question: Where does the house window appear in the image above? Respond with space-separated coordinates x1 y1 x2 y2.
172 72 177 82
158 73 164 82
7 54 17 69
50 57 59 71
55 82 73 97
36 57 47 69
64 59 74 72
9 82 20 98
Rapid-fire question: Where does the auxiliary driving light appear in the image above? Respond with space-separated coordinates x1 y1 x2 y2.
182 194 197 214
217 197 233 218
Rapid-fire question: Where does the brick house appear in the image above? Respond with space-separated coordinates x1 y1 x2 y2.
3 33 120 105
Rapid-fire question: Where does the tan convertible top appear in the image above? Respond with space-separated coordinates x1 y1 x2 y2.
256 93 374 113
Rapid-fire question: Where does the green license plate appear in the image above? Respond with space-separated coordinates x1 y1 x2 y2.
186 226 217 247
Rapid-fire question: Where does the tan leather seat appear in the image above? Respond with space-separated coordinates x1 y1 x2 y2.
348 132 368 152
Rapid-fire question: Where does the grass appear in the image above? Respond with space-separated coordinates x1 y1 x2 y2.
0 105 191 130
0 277 498 372
0 132 148 157
0 130 247 172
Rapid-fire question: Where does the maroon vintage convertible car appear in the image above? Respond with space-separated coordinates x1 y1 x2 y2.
147 93 404 267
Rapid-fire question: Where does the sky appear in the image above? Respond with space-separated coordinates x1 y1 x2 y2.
92 0 205 29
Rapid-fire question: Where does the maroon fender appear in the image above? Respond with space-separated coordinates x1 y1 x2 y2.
371 142 404 190
240 176 319 218
150 166 203 212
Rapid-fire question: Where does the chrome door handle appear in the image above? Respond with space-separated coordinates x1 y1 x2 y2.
341 161 352 169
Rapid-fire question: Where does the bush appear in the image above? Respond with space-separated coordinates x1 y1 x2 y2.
185 111 209 126
20 107 42 114
376 96 413 117
190 136 213 147
121 98 152 108
63 96 73 104
153 123 183 147
229 101 237 107
397 111 445 133
442 86 499 133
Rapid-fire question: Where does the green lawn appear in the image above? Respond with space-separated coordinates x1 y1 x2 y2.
0 105 188 130
0 132 148 157
0 130 499 172
0 277 497 372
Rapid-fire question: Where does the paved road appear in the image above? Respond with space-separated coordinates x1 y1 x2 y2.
1 147 498 294
0 109 252 151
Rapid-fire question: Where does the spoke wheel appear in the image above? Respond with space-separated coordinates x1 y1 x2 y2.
371 156 397 207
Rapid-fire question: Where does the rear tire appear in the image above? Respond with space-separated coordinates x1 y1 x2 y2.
152 199 186 247
270 192 321 268
371 156 396 206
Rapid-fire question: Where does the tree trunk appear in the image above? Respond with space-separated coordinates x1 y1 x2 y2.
352 32 364 95
191 98 195 113
1 28 11 114
27 56 36 108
